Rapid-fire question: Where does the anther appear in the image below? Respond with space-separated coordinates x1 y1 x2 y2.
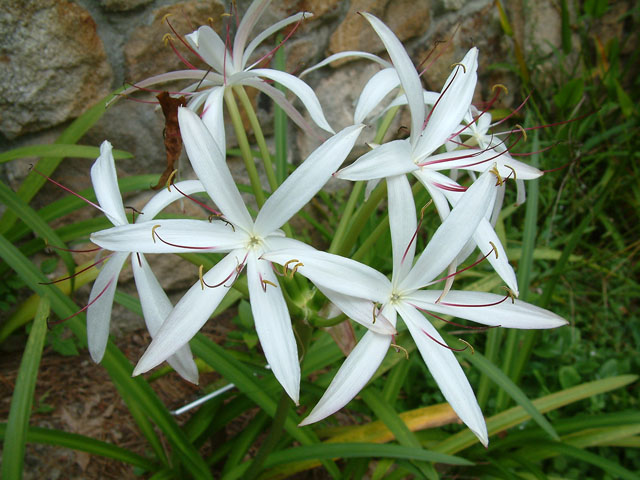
283 259 300 276
371 302 382 325
502 286 516 303
450 62 467 73
162 13 173 23
504 164 517 181
199 264 205 290
488 241 499 259
166 169 178 191
492 83 508 95
151 224 161 243
513 124 527 141
391 343 409 359
458 338 474 354
490 164 504 186
261 279 277 292
163 33 174 46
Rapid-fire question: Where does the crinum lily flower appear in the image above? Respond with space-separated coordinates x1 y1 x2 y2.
334 13 542 295
264 170 567 446
90 109 394 403
87 140 204 383
118 0 333 139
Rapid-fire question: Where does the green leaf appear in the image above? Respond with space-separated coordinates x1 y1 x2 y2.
0 423 156 472
458 348 559 441
1 298 49 480
435 375 638 454
226 443 472 480
553 78 584 110
0 144 132 164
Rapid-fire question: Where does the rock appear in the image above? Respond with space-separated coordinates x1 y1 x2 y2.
328 0 431 63
0 0 113 139
124 0 225 83
100 0 153 12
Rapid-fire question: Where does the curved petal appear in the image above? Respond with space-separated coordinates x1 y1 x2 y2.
420 148 543 180
406 290 568 329
299 329 392 425
263 249 391 302
201 86 226 154
133 251 243 376
361 13 424 146
232 0 271 71
132 254 198 383
237 78 323 140
186 26 230 74
388 174 417 285
91 219 244 254
87 251 129 363
471 218 518 295
178 107 254 231
255 124 364 235
244 12 313 69
247 253 300 403
335 139 415 181
239 69 334 133
397 302 488 446
91 141 127 226
401 170 495 291
300 51 391 77
318 285 396 334
414 48 478 162
354 68 400 124
139 180 205 220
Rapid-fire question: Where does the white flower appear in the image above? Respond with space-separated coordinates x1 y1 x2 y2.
90 110 393 403
87 140 202 383
264 171 567 446
118 0 332 139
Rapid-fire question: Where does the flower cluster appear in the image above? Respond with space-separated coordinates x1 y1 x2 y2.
87 0 566 446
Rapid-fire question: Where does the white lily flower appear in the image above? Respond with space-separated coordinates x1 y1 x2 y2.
87 140 203 383
90 109 389 403
263 170 567 446
118 0 332 138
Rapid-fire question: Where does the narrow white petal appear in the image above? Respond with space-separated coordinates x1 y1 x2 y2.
336 139 415 181
364 178 381 201
398 303 488 446
406 290 568 329
91 141 127 226
318 285 396 335
232 0 271 71
139 180 205 220
178 107 254 231
361 13 424 146
388 174 417 284
245 69 334 133
354 68 400 124
91 219 244 254
247 254 300 403
263 249 391 302
87 252 129 363
243 12 313 69
132 254 198 383
515 178 527 205
415 48 478 161
471 219 518 295
300 51 391 77
402 170 495 290
255 124 364 234
186 26 230 74
300 330 392 425
201 87 226 155
134 251 243 375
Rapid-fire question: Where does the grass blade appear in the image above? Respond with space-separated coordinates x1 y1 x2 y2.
0 144 132 164
1 297 49 480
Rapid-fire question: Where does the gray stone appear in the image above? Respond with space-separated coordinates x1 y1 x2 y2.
0 0 113 139
100 0 153 13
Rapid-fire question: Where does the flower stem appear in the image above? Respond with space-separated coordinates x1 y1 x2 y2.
224 89 266 208
233 85 279 192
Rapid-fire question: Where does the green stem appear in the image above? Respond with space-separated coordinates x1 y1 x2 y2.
273 34 288 185
338 181 387 257
224 89 266 208
233 86 279 192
